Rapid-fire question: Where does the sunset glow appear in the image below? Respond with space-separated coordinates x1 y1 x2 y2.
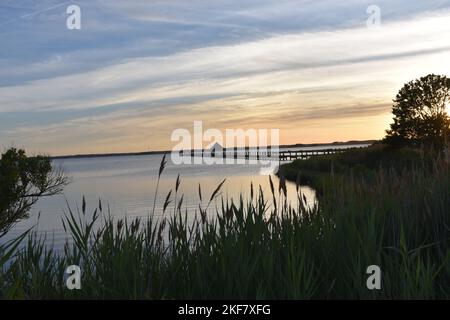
1 1 450 155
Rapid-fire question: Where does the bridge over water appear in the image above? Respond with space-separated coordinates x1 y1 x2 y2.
179 147 354 162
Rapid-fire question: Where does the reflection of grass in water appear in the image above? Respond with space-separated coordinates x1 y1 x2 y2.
0 155 449 299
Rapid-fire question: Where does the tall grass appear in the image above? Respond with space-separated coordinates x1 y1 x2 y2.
278 144 433 189
0 156 449 299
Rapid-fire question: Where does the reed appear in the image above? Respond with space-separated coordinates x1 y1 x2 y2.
0 156 449 299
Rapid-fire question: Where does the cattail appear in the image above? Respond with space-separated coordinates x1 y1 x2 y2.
159 154 167 178
279 173 287 197
269 175 275 196
269 175 277 212
209 179 226 204
151 155 167 218
163 190 172 213
177 195 184 212
175 174 181 192
82 196 86 214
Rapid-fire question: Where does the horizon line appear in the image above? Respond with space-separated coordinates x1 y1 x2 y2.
50 139 377 159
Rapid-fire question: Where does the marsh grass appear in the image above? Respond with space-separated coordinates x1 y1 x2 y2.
0 155 449 299
278 144 434 190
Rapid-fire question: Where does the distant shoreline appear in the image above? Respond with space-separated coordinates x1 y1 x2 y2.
51 140 377 160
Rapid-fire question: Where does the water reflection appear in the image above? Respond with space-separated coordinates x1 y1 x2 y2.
1 154 316 249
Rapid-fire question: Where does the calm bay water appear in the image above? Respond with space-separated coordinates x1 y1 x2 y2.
1 145 366 248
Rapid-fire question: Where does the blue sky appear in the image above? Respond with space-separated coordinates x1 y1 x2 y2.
1 0 450 154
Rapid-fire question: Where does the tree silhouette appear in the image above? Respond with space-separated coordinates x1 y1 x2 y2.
0 148 69 238
384 74 450 149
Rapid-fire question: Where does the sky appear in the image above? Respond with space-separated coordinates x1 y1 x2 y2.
1 0 450 155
